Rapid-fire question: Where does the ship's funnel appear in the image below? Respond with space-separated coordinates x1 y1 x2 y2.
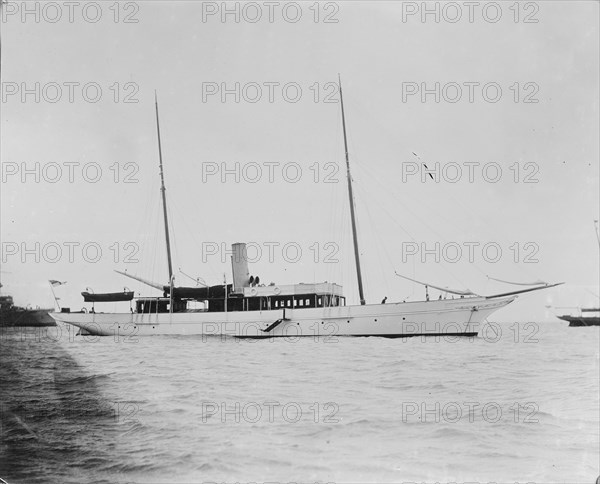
231 243 250 293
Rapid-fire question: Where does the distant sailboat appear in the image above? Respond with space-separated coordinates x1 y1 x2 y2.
556 221 600 327
51 81 559 338
557 308 599 327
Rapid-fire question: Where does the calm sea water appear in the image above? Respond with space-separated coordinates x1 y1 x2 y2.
1 321 598 484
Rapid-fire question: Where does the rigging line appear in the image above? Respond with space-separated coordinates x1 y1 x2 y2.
351 170 416 242
166 203 179 282
350 157 491 286
324 187 337 283
350 158 437 239
128 152 163 286
150 186 166 287
410 243 416 300
168 193 219 285
149 199 160 288
136 217 158 294
134 180 160 258
166 189 220 283
348 158 418 243
326 152 342 236
331 172 346 250
423 151 563 284
327 109 348 288
331 194 348 292
347 170 366 303
337 112 473 290
357 183 392 298
346 95 545 284
356 180 460 297
152 195 162 285
329 192 350 299
348 92 414 151
351 154 458 245
412 152 548 283
325 187 339 260
351 168 474 290
127 189 160 294
139 183 157 235
584 288 599 299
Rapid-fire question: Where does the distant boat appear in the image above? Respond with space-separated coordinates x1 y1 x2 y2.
557 221 600 327
0 286 54 327
51 82 558 338
558 308 599 327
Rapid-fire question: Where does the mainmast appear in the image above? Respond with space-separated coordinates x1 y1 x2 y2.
338 75 366 305
154 93 174 282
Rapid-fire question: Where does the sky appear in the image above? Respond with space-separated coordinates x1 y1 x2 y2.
0 0 598 322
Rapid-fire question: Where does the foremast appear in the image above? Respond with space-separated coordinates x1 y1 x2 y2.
154 92 174 282
338 75 366 305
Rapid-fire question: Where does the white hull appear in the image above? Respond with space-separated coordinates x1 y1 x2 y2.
51 296 515 338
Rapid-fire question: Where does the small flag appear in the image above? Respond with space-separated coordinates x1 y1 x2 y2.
49 280 66 287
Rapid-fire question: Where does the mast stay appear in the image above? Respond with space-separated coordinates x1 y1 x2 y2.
338 75 366 305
